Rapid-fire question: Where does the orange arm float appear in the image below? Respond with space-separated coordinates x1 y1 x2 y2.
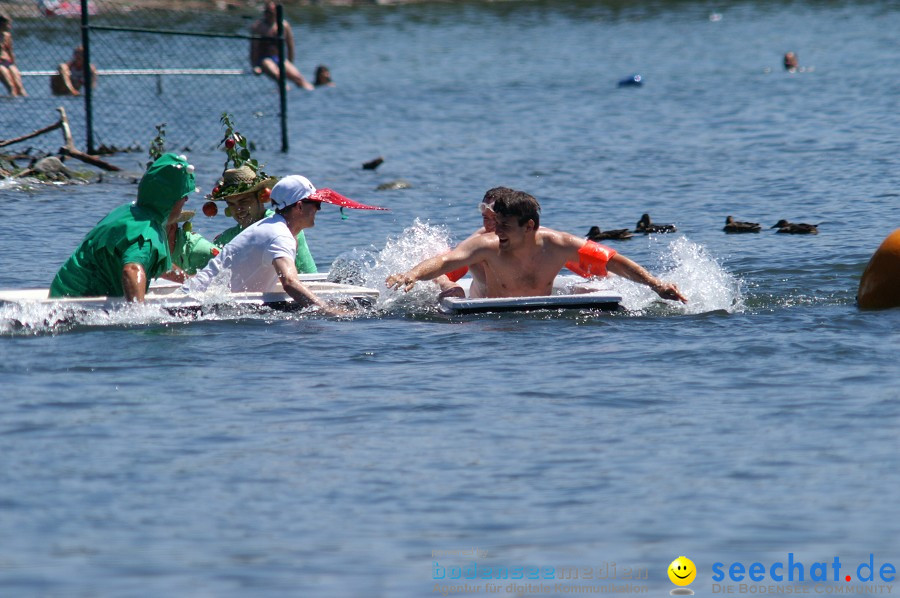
445 265 469 282
565 240 617 278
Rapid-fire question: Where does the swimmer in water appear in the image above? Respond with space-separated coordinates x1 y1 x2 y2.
388 189 687 302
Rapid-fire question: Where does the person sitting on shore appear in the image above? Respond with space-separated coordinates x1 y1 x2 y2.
387 190 687 302
250 1 314 90
51 46 97 96
0 15 27 97
184 175 386 315
50 154 197 302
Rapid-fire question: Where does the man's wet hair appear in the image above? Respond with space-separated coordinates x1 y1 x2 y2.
482 186 517 205
491 189 540 229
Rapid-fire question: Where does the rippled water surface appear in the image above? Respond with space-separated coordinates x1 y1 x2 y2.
2 2 900 596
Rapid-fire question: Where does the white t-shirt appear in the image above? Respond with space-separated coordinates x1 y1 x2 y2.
185 214 297 293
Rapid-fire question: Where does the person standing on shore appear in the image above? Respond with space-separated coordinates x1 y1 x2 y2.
0 15 27 97
51 46 97 96
250 1 314 90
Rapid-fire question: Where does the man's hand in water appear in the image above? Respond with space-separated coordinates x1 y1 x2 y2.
320 304 355 318
652 280 688 303
386 273 417 292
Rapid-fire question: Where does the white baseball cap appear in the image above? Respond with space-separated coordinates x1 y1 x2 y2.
269 175 317 211
270 174 389 212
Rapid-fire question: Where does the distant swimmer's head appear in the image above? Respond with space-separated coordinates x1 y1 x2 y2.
315 65 334 87
491 189 540 249
784 51 798 71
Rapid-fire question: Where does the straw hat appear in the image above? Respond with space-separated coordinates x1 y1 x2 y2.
208 164 277 202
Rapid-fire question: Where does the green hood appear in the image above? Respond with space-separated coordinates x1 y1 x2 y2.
137 153 196 222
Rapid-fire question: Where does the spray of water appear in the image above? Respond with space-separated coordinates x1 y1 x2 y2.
330 224 744 317
0 300 187 336
1 229 743 334
329 218 455 314
610 235 744 315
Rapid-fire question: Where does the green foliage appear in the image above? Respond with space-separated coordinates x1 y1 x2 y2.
210 113 269 198
218 112 266 174
146 123 167 169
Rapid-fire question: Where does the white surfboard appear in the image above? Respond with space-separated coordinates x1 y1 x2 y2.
439 276 622 315
0 275 379 313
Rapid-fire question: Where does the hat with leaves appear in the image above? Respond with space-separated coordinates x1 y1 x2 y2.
207 113 277 203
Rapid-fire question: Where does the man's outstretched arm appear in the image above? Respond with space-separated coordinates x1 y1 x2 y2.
273 257 349 316
607 253 688 303
386 236 490 293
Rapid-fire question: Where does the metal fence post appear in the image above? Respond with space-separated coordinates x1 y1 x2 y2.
276 4 288 153
81 0 94 154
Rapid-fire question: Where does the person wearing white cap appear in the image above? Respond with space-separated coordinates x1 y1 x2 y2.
183 175 386 314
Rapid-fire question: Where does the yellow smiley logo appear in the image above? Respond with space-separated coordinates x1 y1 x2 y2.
668 556 697 586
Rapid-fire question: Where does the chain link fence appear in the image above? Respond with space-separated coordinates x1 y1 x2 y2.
1 0 288 155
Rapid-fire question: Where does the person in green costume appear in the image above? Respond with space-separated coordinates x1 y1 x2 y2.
172 167 317 276
49 153 197 301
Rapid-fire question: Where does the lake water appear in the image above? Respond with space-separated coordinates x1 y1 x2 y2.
1 1 900 596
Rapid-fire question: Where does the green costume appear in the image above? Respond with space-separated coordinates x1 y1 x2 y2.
49 154 195 297
173 209 317 274
171 226 220 275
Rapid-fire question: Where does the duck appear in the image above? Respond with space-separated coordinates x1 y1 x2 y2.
772 219 819 234
634 213 676 234
587 226 633 241
362 156 384 170
723 216 761 233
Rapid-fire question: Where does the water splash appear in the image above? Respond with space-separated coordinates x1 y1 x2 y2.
0 300 187 336
329 218 454 314
330 224 744 317
609 236 744 315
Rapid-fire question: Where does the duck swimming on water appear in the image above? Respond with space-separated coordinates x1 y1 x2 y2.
723 216 761 233
772 219 818 234
635 213 676 234
587 226 633 241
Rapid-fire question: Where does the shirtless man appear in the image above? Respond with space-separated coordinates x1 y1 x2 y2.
431 186 507 300
387 189 687 302
250 1 314 90
51 46 97 96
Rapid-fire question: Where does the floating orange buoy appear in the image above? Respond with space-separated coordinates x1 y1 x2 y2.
857 228 900 309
